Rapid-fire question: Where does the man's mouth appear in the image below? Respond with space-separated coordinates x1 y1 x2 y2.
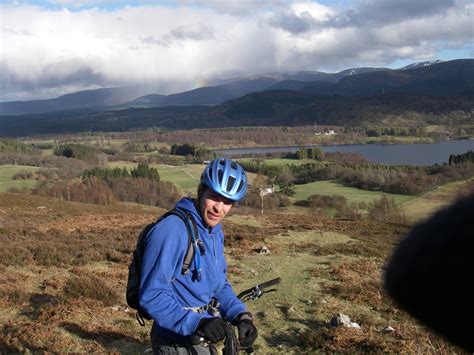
208 212 220 220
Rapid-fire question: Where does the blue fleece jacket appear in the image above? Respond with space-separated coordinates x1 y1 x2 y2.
139 197 246 340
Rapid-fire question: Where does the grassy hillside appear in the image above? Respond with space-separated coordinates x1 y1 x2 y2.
401 179 473 221
0 192 464 353
293 180 416 204
0 165 39 192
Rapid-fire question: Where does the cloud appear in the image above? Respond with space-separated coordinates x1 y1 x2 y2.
0 59 108 100
143 23 216 46
0 1 471 101
176 0 289 16
320 0 459 28
267 2 333 34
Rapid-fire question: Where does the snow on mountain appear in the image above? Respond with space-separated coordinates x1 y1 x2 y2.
401 60 444 70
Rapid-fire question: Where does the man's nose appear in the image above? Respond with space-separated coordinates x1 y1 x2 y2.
213 201 223 212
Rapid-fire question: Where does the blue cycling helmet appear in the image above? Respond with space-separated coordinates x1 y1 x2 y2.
201 158 247 202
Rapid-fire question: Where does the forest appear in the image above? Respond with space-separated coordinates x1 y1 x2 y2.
0 92 472 137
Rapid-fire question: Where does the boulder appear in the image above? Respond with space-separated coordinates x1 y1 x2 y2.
330 313 361 329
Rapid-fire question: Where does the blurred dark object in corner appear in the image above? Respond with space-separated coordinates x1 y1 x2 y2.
385 193 474 352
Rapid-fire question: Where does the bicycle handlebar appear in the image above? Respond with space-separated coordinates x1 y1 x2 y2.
191 277 281 353
237 277 281 301
256 277 281 290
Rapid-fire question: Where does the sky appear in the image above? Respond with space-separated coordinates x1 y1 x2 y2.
0 0 472 101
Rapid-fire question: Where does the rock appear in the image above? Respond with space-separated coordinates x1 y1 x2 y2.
382 325 395 333
330 313 352 327
347 322 361 329
259 246 271 254
330 313 360 329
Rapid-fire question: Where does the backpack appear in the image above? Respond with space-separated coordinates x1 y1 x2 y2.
126 207 199 326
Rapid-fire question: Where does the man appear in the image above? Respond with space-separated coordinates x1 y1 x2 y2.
139 158 257 354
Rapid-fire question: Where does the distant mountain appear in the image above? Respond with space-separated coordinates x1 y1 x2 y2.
129 94 166 106
267 67 386 91
401 60 444 70
301 59 474 96
127 77 280 108
1 91 472 137
211 72 326 86
0 59 471 116
0 85 157 115
0 68 387 114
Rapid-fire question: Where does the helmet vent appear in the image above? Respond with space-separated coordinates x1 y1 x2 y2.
218 169 224 183
227 176 236 191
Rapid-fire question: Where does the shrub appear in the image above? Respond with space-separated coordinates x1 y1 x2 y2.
33 177 114 205
0 139 33 154
308 194 347 210
367 195 408 224
108 178 180 209
63 274 119 306
335 202 363 220
12 171 36 180
53 143 97 161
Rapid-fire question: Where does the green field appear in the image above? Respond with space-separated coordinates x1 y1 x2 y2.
0 165 39 192
108 161 258 195
153 164 203 194
294 180 416 205
108 161 203 194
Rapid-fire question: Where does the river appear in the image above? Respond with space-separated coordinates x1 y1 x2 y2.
214 139 474 166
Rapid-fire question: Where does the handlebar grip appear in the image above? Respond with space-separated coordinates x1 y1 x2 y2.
257 277 281 290
189 334 204 345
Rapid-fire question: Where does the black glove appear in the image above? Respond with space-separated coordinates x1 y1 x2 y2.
235 312 258 348
196 317 228 343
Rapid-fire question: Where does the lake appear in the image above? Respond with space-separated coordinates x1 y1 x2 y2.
214 139 474 166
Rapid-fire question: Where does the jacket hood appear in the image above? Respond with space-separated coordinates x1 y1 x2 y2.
175 197 223 234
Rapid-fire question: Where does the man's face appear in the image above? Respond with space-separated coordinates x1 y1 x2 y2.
199 188 233 227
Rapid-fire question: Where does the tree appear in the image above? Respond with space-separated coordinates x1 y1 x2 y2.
131 163 160 181
297 148 307 160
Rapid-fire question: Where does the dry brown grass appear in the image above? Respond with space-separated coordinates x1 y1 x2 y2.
299 323 461 353
0 192 466 353
64 274 119 307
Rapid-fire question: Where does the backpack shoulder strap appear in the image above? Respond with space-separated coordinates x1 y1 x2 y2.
163 208 199 275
